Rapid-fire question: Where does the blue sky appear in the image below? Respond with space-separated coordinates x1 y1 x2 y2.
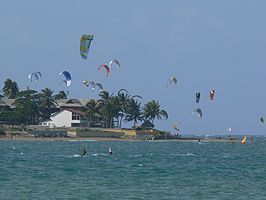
1 1 266 135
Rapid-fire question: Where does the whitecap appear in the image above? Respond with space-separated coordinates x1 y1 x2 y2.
171 153 196 157
129 154 142 157
186 152 196 156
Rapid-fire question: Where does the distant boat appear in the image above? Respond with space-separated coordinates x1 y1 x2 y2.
241 136 247 144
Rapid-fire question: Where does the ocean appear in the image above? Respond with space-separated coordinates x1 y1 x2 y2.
0 137 266 200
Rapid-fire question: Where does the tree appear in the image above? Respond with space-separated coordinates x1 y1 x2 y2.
54 90 68 100
85 99 101 123
2 79 19 99
0 110 26 125
39 88 58 120
116 89 131 128
124 98 143 127
116 89 143 128
142 100 168 126
14 89 40 125
98 91 120 128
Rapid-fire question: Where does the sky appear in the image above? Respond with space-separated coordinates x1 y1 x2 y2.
1 0 266 135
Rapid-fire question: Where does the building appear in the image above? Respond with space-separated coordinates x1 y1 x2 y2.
41 108 89 128
56 99 87 110
0 97 93 128
0 98 15 110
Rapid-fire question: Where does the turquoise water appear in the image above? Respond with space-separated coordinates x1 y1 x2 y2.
0 138 266 200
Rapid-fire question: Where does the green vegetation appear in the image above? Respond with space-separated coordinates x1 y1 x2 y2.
2 79 19 99
85 90 168 129
0 79 168 129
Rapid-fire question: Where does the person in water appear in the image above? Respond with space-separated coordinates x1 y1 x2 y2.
108 147 112 155
81 148 87 156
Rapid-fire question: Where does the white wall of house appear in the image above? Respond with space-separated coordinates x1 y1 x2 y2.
49 110 89 128
51 110 72 127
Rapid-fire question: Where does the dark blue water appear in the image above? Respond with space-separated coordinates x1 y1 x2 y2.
0 138 266 199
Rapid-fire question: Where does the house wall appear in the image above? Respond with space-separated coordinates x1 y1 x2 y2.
51 110 72 127
50 110 89 128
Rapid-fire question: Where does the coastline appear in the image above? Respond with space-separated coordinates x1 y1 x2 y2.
0 136 235 143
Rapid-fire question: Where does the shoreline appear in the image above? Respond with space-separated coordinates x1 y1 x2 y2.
0 136 236 143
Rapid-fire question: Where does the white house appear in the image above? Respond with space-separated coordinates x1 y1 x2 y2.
41 108 89 128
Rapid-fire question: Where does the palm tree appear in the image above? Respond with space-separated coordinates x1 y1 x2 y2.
54 90 68 100
142 100 168 126
85 99 101 124
39 88 58 120
124 98 143 127
14 89 40 125
2 79 19 99
98 91 120 128
116 89 131 127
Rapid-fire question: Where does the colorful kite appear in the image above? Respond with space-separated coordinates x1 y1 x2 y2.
80 34 94 59
59 71 72 87
210 89 215 102
98 64 110 77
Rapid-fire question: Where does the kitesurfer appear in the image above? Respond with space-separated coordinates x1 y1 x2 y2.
81 148 87 156
108 147 112 155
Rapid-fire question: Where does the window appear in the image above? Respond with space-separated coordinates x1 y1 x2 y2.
72 113 80 120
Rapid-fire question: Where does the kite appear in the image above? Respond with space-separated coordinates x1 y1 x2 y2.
241 136 247 144
196 92 200 104
260 117 264 124
80 34 94 59
173 121 181 132
210 89 215 102
83 80 103 91
109 59 120 69
59 71 72 87
98 64 110 76
83 79 95 87
95 83 103 91
167 76 177 87
193 108 202 119
118 89 129 95
28 72 41 82
131 95 142 99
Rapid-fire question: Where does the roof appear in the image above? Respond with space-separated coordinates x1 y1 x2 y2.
65 108 86 117
78 99 91 106
56 98 86 108
51 108 86 118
